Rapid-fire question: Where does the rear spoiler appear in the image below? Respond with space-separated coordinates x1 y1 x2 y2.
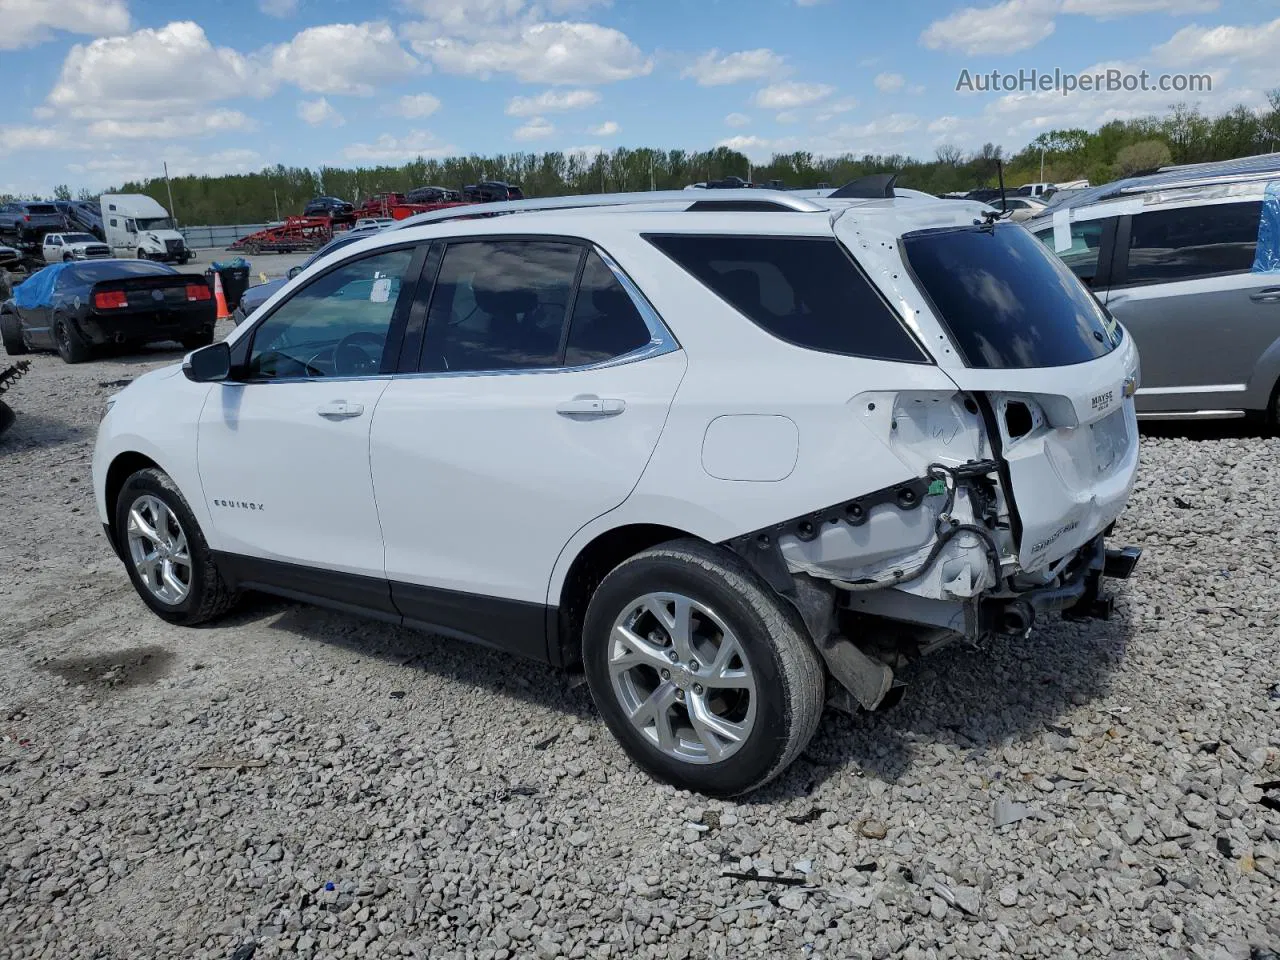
829 174 898 199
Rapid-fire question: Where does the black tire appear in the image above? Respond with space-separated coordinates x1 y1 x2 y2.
62 254 73 262
113 467 238 626
1 309 28 356
0 400 13 437
137 249 148 261
181 328 215 351
53 315 90 364
582 539 824 797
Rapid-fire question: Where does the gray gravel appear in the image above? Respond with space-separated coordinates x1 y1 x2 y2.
2 342 1279 958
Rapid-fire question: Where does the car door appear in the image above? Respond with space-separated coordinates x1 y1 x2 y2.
1104 199 1271 414
44 236 60 262
370 238 686 658
197 242 428 609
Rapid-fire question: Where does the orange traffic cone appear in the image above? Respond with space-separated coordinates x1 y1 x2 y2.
212 271 230 320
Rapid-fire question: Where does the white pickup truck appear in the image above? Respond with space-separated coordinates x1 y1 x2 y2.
42 232 112 263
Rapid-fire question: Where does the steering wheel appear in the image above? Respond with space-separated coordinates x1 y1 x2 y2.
333 331 385 377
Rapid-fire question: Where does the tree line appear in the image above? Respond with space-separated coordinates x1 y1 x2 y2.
6 93 1279 224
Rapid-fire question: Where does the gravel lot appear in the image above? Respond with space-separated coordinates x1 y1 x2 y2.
2 335 1279 960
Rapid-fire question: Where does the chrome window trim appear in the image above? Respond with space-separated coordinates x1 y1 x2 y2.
231 240 679 385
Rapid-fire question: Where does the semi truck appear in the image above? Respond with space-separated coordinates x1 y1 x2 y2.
101 194 193 264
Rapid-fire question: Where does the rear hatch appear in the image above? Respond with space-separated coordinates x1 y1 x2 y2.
896 221 1140 571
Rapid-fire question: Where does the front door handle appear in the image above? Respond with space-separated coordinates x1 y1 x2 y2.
556 395 626 418
316 400 365 420
1250 287 1280 303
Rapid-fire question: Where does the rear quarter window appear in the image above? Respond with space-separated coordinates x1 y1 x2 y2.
644 234 927 363
902 222 1117 370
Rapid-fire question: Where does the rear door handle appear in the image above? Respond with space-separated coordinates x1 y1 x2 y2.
1250 287 1280 303
556 395 626 418
316 400 365 420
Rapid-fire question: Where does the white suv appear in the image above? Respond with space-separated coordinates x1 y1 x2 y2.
93 187 1142 795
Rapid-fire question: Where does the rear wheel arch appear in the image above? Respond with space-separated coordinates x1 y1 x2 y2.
555 523 702 667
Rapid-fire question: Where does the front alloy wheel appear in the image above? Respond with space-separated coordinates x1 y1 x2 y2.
125 494 192 605
113 467 238 625
608 592 757 764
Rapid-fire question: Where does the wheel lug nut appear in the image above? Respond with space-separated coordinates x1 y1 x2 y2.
660 669 671 681
689 660 700 672
667 651 679 663
675 689 685 701
693 683 704 695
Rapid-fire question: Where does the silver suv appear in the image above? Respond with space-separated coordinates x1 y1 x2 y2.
1028 155 1280 424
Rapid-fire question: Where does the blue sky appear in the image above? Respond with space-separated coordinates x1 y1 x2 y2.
1 0 1278 195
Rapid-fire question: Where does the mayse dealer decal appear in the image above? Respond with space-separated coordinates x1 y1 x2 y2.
213 499 265 511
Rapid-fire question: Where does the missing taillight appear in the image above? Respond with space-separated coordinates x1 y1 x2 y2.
93 290 128 310
1004 401 1034 439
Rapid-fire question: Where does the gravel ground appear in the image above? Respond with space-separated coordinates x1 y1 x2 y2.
1 338 1279 960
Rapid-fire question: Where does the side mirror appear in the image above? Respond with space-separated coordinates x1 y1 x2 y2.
184 341 231 382
287 265 302 279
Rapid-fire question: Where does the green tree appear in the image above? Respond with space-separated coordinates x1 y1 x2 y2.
1114 140 1173 176
53 184 72 201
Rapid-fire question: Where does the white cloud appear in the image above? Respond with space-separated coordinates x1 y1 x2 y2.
269 22 421 95
1151 16 1280 63
814 98 858 122
67 148 263 187
874 72 905 93
506 88 600 116
718 134 773 151
776 112 799 124
514 116 556 140
48 21 266 119
682 48 786 86
921 0 1057 55
928 115 961 133
387 93 443 118
0 126 79 154
410 21 651 84
342 130 455 164
751 81 834 109
1062 0 1218 15
259 0 299 16
724 112 751 127
297 98 344 127
589 120 619 136
0 0 130 50
562 144 604 158
400 0 526 38
89 110 258 140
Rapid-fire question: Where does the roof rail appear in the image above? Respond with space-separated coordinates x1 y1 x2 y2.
1116 167 1280 196
392 189 827 230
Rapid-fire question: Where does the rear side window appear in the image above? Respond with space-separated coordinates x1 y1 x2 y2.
421 240 582 373
1125 201 1262 285
565 252 652 366
902 222 1117 370
1034 219 1107 286
645 235 926 363
26 204 58 215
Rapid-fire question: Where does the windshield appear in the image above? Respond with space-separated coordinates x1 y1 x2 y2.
901 221 1119 369
136 217 174 231
61 233 98 244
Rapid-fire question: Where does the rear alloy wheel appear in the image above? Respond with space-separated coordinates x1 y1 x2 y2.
583 539 824 796
114 467 237 625
53 316 90 364
0 310 28 356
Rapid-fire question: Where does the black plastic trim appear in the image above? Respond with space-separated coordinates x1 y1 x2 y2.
686 200 796 212
210 551 553 663
829 174 897 199
975 394 1024 553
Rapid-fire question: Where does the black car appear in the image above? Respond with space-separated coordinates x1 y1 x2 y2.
462 181 525 203
303 196 355 219
405 185 461 204
0 260 215 364
0 201 69 246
